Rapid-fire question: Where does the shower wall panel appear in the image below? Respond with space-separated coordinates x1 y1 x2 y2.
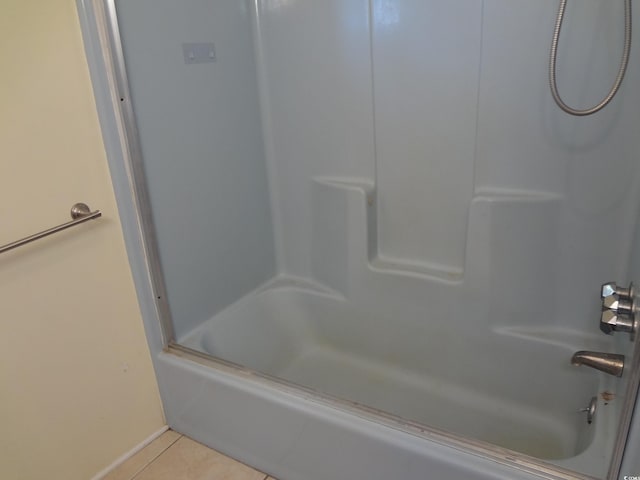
372 0 481 276
116 0 276 338
115 0 640 339
256 0 640 334
475 0 640 331
256 0 376 278
476 0 637 193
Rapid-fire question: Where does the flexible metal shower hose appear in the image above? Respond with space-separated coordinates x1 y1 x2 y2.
549 0 632 116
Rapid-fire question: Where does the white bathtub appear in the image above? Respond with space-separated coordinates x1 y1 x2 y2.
176 276 618 479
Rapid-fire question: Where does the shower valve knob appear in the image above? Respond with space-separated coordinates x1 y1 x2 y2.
600 309 635 336
601 282 633 301
599 282 638 341
601 282 634 314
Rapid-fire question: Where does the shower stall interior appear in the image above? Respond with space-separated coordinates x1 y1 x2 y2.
79 0 640 479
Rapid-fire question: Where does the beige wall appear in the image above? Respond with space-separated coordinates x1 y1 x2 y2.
0 1 165 479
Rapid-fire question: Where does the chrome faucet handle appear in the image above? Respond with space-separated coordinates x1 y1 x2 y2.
579 396 598 424
601 282 633 299
600 309 635 336
599 281 637 340
601 282 634 313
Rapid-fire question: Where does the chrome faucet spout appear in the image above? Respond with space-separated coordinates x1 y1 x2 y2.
571 351 624 377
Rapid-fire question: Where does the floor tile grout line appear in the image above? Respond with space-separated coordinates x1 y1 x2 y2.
128 432 183 480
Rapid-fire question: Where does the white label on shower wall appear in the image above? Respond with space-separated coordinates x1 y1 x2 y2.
182 43 216 64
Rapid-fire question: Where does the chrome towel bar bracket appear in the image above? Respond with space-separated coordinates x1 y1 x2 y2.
0 203 102 255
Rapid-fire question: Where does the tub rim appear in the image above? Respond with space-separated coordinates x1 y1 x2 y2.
167 341 602 479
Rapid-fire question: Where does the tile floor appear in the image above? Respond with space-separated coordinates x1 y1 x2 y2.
104 430 277 480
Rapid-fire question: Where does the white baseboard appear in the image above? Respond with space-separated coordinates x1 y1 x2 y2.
90 425 170 480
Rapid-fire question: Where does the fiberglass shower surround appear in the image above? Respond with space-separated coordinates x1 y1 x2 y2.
101 0 640 479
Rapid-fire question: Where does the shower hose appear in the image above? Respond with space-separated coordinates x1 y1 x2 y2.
549 0 632 116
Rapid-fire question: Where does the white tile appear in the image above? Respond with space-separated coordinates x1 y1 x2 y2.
133 436 266 480
104 430 182 480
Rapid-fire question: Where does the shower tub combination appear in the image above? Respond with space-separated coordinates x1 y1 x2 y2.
78 0 640 479
176 181 621 477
